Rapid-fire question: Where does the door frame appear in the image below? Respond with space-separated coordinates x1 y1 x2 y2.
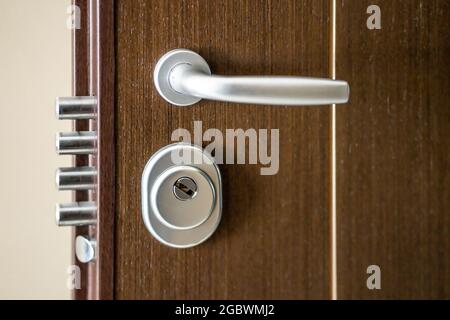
72 0 115 300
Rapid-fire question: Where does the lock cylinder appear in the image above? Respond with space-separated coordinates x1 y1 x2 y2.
151 165 216 231
173 177 198 201
141 143 222 248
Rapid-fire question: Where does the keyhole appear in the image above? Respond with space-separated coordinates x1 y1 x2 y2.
173 177 198 201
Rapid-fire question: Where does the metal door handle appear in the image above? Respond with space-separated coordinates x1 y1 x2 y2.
154 49 350 106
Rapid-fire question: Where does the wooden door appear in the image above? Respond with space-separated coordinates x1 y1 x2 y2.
114 0 331 299
72 0 449 299
335 0 450 299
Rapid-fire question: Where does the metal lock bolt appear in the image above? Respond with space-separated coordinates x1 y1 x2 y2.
152 165 215 230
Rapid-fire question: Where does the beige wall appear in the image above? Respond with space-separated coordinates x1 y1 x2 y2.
0 0 72 299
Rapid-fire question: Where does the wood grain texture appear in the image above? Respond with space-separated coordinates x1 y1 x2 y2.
336 0 450 299
115 0 331 299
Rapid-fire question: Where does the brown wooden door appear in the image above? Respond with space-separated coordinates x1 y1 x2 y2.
335 0 450 299
73 0 449 299
114 0 331 299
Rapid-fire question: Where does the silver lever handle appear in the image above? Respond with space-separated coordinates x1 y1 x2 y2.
154 49 349 107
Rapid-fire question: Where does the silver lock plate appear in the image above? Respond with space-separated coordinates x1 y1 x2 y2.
141 143 222 248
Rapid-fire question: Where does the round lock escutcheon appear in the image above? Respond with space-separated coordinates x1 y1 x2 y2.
141 143 222 248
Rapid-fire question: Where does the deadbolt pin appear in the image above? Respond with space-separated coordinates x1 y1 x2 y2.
55 96 97 120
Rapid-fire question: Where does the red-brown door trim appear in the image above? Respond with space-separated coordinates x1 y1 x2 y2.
73 0 115 300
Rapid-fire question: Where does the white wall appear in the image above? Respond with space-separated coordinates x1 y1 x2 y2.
0 0 72 299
